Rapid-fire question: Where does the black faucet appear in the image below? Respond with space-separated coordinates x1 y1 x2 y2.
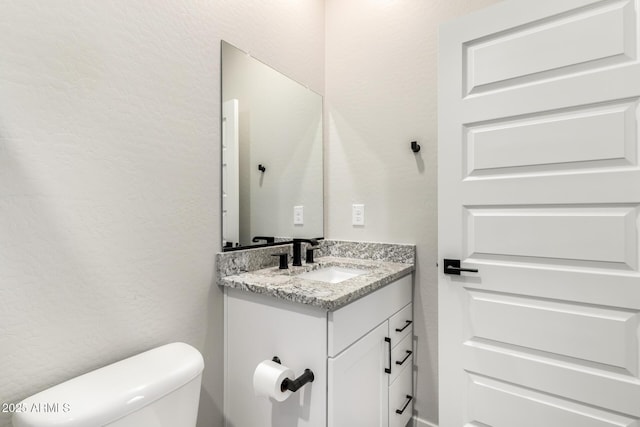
292 238 318 266
252 236 275 244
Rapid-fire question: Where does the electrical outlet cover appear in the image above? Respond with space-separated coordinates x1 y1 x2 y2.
294 206 304 225
352 204 365 226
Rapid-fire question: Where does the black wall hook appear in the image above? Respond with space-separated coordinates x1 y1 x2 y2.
258 164 266 172
411 141 421 153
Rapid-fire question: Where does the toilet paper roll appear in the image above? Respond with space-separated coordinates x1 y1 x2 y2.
253 360 294 402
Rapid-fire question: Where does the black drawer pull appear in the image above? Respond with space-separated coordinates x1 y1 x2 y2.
395 320 412 333
395 395 413 415
395 350 412 366
384 337 392 374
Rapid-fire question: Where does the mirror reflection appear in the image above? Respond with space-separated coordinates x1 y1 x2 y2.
221 41 323 250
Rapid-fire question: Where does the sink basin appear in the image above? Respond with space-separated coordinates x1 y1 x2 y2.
297 266 368 284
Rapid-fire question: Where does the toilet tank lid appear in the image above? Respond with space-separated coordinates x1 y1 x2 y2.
12 342 204 427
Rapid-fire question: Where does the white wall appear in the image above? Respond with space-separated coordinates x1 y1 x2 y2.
0 1 324 427
324 0 501 425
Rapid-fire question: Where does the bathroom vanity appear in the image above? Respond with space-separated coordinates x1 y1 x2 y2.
218 42 414 427
218 241 415 427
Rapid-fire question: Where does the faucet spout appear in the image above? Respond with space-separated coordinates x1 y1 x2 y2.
292 238 319 266
252 236 275 244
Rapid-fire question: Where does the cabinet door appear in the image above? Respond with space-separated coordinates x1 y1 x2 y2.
328 322 389 427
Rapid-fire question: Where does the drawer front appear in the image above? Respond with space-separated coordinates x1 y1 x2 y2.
389 360 413 427
389 333 413 385
329 274 412 357
389 303 413 345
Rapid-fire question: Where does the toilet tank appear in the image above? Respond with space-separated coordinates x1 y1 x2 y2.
12 342 204 427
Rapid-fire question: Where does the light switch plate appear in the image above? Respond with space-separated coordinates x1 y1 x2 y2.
294 205 304 225
352 204 365 226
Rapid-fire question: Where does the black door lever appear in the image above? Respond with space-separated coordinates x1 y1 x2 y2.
443 259 478 275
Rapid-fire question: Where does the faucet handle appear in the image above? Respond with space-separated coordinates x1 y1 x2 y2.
305 247 319 264
271 253 289 269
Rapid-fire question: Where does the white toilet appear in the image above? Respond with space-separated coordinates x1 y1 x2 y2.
13 342 204 427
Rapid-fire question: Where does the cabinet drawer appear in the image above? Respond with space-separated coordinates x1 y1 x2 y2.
389 333 413 385
389 303 413 345
329 274 412 357
389 361 413 427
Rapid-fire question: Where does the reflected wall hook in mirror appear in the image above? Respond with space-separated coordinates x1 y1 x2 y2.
258 164 266 173
411 141 421 153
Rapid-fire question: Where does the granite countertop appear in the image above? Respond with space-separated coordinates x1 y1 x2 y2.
219 255 414 310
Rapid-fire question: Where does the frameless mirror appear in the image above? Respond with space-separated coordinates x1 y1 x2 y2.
221 41 323 250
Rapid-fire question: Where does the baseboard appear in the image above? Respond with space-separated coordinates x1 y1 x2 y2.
413 416 437 427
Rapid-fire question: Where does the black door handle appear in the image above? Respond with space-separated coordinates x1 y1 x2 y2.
443 259 478 275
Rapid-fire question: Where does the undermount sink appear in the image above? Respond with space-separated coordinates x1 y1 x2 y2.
297 266 368 284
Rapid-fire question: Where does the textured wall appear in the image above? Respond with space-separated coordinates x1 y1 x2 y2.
324 1 501 425
0 2 324 427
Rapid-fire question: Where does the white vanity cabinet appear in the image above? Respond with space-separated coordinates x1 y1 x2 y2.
224 273 413 427
327 274 413 427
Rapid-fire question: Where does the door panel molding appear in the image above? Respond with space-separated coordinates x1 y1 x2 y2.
464 0 637 95
467 373 639 426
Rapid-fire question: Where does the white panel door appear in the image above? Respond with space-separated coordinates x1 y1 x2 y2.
222 99 239 247
438 0 640 426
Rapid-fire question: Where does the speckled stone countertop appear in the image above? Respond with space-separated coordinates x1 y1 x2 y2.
217 240 415 310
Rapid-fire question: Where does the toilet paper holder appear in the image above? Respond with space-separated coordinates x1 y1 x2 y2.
272 356 315 393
